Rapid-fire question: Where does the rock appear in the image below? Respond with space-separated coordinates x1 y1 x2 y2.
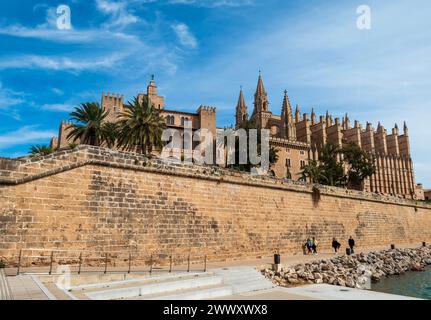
306 273 315 281
314 273 323 280
260 247 431 291
327 277 336 284
337 279 346 287
321 264 330 271
410 263 424 271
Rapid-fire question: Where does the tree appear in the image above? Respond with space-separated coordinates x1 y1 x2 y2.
227 119 279 173
101 122 118 149
117 96 166 155
319 142 346 187
300 159 327 184
29 144 55 156
341 143 376 190
67 102 109 146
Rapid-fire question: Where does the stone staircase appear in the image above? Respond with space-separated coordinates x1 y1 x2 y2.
214 266 275 295
71 267 274 300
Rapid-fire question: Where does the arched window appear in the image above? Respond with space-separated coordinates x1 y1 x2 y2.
166 115 175 125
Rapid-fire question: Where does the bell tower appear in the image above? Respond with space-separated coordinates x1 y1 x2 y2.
251 71 272 128
235 87 248 128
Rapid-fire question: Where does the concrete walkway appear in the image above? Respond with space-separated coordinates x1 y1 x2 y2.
0 269 13 300
3 243 425 300
4 274 48 300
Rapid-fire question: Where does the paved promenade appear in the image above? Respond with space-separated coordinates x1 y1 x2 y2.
1 243 424 300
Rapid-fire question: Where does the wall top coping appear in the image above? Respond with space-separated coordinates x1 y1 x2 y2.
0 145 430 209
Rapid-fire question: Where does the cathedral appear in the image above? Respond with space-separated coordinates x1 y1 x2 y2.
236 73 423 200
52 74 424 200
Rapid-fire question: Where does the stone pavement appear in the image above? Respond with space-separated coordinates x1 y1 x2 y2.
3 243 424 300
5 274 48 300
0 269 13 300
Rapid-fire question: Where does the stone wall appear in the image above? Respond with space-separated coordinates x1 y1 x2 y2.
1 146 430 264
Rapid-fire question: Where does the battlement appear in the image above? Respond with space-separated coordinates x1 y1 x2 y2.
101 92 124 109
197 105 216 113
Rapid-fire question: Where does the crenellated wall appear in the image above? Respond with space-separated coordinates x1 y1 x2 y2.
1 146 430 264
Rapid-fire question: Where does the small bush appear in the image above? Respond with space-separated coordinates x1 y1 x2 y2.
0 259 6 268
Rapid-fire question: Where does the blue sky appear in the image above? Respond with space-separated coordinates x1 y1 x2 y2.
0 0 430 186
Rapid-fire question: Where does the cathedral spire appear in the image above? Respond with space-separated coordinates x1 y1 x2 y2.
280 90 296 141
403 121 409 135
311 108 316 125
344 113 350 129
235 87 248 128
295 105 301 123
255 72 267 97
253 71 269 117
281 90 293 121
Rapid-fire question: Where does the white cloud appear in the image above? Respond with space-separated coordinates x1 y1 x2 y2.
0 126 56 149
168 0 255 7
51 88 64 95
0 54 126 72
0 24 139 43
95 0 139 28
40 103 74 112
172 23 198 49
0 82 24 110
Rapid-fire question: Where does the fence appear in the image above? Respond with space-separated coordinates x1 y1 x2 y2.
15 249 207 276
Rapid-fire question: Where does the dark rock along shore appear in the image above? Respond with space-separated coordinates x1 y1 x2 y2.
261 246 431 289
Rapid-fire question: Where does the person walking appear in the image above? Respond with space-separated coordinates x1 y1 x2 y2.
312 237 319 255
348 236 355 254
306 238 313 255
302 240 307 255
332 238 341 253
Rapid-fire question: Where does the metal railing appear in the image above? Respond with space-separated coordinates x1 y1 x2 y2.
15 249 207 276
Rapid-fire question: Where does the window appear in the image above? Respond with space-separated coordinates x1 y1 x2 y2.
300 150 305 156
286 158 291 167
300 160 306 168
166 115 175 125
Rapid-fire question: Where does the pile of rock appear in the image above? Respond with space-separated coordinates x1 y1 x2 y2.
261 246 431 289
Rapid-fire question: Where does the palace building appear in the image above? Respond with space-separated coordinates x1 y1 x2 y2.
52 74 424 200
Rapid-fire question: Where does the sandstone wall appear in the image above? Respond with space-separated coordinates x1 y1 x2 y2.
1 146 430 264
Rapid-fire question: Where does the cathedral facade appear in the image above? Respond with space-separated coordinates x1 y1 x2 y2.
52 75 423 200
236 73 422 200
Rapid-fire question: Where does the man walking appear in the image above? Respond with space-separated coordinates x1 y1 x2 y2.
348 236 355 254
332 238 341 253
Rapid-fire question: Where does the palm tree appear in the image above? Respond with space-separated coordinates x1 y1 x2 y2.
67 102 109 146
101 122 118 149
117 96 166 155
29 145 55 156
300 160 327 184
